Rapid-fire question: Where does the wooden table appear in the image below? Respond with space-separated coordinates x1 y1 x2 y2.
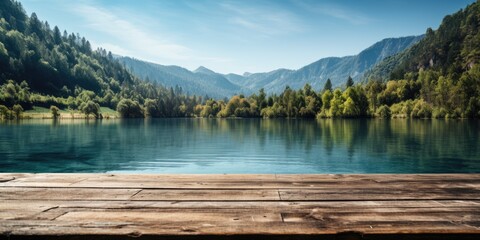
0 173 479 239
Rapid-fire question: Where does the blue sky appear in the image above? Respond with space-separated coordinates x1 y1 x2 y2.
20 0 475 74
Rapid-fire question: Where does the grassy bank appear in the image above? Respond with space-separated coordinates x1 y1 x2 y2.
23 107 119 119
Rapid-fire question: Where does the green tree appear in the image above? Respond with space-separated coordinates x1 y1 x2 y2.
0 42 8 64
411 99 433 118
12 104 23 119
346 76 354 88
50 105 60 119
27 12 43 39
256 88 267 109
433 107 448 118
376 105 392 119
200 105 213 118
321 90 333 110
299 95 320 118
303 83 314 97
260 102 286 118
218 96 240 117
77 90 96 103
418 70 438 104
53 25 62 45
0 105 10 119
434 76 453 110
328 89 344 118
342 97 358 117
117 99 143 118
465 97 480 118
144 99 158 117
79 100 100 118
323 79 332 92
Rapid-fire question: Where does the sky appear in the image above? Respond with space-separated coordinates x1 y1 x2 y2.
19 0 475 74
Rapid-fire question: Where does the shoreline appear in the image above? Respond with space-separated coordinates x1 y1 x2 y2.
7 115 477 120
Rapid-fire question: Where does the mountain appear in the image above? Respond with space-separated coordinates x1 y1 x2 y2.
365 2 480 82
238 69 294 92
223 73 245 85
246 35 423 93
120 36 422 97
193 66 216 75
118 57 241 98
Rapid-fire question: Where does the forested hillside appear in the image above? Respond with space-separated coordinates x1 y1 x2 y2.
0 0 132 101
363 1 480 118
0 0 199 118
366 3 480 82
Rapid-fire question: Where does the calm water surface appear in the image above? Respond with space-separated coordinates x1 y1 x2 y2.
0 119 479 173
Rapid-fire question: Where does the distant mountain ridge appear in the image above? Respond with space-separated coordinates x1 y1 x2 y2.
118 57 241 98
252 35 423 93
119 35 423 98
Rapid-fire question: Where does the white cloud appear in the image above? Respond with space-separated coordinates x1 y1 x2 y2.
64 2 235 73
318 6 372 25
296 1 373 25
73 4 191 61
220 2 304 36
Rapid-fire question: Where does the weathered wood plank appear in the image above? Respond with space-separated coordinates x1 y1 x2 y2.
1 219 479 236
0 187 140 201
279 188 480 201
56 211 282 223
276 174 480 182
0 173 479 239
2 174 478 189
2 186 477 201
3 200 479 212
131 189 280 201
66 180 480 189
4 200 477 226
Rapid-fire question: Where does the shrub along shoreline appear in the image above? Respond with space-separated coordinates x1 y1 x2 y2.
1 75 479 120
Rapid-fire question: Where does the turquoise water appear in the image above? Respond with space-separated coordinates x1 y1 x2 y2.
0 119 479 173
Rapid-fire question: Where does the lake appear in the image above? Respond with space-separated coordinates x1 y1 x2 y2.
0 119 479 173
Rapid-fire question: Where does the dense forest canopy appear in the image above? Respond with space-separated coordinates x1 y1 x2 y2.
0 0 479 119
362 1 480 118
0 0 201 119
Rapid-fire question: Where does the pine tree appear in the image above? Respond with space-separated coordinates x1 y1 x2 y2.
346 76 354 88
323 79 332 92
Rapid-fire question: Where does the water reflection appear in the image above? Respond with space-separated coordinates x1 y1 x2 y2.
0 119 478 173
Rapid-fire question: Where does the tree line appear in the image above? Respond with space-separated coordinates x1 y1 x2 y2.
191 67 479 119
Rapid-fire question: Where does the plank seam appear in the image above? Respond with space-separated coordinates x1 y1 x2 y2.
0 177 15 183
5 199 479 202
129 189 143 199
50 211 68 221
68 178 88 186
2 185 478 190
41 206 59 212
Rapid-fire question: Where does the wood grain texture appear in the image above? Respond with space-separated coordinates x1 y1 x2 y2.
0 173 479 240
